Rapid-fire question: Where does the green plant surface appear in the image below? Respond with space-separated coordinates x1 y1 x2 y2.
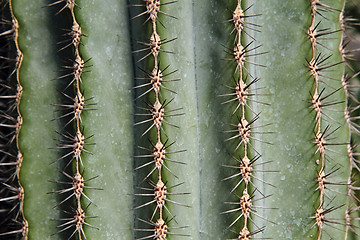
14 0 135 239
13 0 62 239
1 0 359 239
75 0 134 239
130 0 239 239
248 0 350 239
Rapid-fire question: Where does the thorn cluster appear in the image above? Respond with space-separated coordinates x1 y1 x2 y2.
48 1 97 239
132 0 187 239
0 0 28 238
220 1 272 238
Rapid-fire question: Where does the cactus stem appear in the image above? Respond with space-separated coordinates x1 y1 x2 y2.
132 0 188 238
221 0 275 238
0 0 28 238
46 0 98 238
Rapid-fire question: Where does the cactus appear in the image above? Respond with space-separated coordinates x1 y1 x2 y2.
0 0 359 239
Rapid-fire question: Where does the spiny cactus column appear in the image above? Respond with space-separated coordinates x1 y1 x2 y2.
49 1 98 239
220 0 273 239
249 0 351 239
9 0 135 239
131 0 190 238
308 1 348 239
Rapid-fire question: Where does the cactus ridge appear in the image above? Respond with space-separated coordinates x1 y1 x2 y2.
307 1 358 239
220 0 275 239
132 0 188 239
0 0 27 238
47 0 98 239
340 3 360 239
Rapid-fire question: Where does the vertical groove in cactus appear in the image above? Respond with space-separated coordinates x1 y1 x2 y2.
0 0 359 239
188 0 240 238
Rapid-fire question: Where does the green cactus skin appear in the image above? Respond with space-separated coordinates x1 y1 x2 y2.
248 0 351 239
0 0 359 239
13 0 63 238
12 0 135 239
75 0 134 239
